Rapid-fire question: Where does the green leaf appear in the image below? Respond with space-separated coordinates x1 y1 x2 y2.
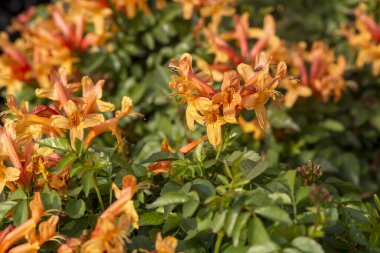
225 208 240 237
65 199 86 219
211 210 227 233
146 192 189 209
191 179 216 200
56 153 77 172
13 200 29 226
244 151 261 162
0 200 17 223
139 212 165 226
41 186 61 210
320 119 345 132
81 170 95 197
141 151 179 164
69 163 83 178
242 161 269 182
247 242 279 253
37 137 71 151
349 225 368 246
255 206 292 224
291 237 324 253
248 217 271 245
233 212 251 246
9 189 27 200
281 170 297 197
296 186 311 204
182 191 199 218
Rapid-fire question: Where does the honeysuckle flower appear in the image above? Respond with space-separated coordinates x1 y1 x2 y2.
282 79 312 107
169 53 216 97
186 97 227 146
0 193 45 253
0 121 22 169
155 233 178 253
50 100 104 149
238 117 264 140
211 70 241 123
36 68 81 111
81 175 138 253
175 0 201 19
199 0 235 32
237 54 287 129
84 96 139 149
109 0 150 19
343 3 380 75
314 56 346 102
8 215 60 253
81 76 115 115
0 161 20 193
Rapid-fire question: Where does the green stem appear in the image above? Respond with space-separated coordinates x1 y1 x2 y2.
94 177 105 212
214 231 224 253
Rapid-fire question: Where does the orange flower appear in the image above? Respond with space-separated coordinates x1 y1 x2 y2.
238 53 287 129
81 76 115 115
0 193 46 253
155 233 178 253
238 117 264 140
175 0 201 19
282 79 312 107
0 161 20 193
84 96 138 149
109 0 150 19
50 100 104 149
81 175 138 253
212 70 241 123
186 97 227 146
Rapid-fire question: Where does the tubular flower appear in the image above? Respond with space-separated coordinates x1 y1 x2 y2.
186 97 227 146
108 0 150 19
238 117 265 140
81 175 138 253
280 41 346 104
155 233 178 253
211 70 241 123
0 161 20 193
84 96 140 149
344 3 380 75
0 193 59 253
238 53 287 129
50 100 105 149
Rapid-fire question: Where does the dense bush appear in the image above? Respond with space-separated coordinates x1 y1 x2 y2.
0 0 380 252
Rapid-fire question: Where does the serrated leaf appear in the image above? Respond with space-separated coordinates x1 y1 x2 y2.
146 192 189 209
242 161 269 182
65 199 86 219
255 206 292 224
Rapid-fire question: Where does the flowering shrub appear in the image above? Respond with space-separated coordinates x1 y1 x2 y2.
1 0 380 252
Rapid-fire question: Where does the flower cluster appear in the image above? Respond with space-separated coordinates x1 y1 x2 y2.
169 52 287 146
0 68 136 195
344 3 380 75
0 0 112 94
196 13 347 107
